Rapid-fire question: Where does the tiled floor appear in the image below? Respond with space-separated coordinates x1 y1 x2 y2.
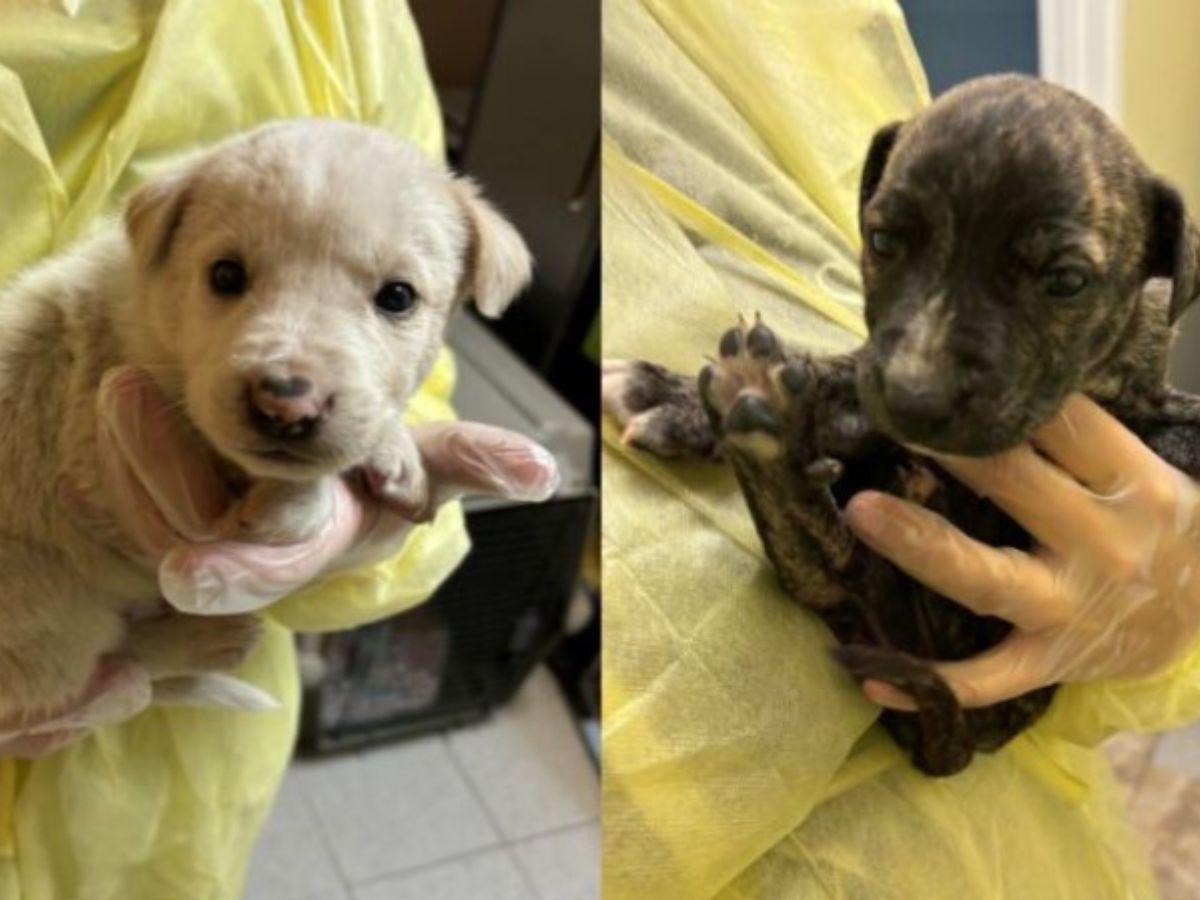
1104 723 1200 899
246 667 599 900
246 663 1195 900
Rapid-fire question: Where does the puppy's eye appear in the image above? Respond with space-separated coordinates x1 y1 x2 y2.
868 228 902 259
375 281 419 316
1043 267 1088 298
209 258 248 297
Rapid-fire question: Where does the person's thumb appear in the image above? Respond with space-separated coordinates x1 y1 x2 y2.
400 422 560 512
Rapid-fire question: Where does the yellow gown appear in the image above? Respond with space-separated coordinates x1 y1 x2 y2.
0 3 470 897
602 1 1200 897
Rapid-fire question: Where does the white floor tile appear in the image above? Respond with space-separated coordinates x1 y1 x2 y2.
513 824 600 900
352 849 536 900
1153 722 1200 780
295 736 500 882
245 769 346 900
448 667 598 840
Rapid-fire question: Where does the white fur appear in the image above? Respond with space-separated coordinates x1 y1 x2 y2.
0 119 532 722
885 291 954 387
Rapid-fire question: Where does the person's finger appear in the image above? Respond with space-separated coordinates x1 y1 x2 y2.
161 423 559 615
339 424 558 569
928 444 1125 560
933 631 1053 708
1030 394 1160 494
861 632 1052 711
844 492 1073 630
95 417 182 561
98 367 229 541
862 679 917 712
327 505 418 573
159 478 366 614
410 422 559 510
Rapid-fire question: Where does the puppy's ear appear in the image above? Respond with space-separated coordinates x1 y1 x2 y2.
859 120 903 228
450 177 533 318
1145 177 1200 323
124 172 192 270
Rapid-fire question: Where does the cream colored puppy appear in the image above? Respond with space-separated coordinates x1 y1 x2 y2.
0 119 531 725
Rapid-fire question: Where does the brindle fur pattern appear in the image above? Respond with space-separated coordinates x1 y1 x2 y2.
607 74 1200 775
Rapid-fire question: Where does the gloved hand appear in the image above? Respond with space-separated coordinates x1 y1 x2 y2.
95 365 560 615
2 366 558 757
843 393 1200 711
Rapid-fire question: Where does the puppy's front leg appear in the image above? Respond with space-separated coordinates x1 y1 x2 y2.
0 542 127 724
365 423 429 519
122 612 262 679
602 360 718 459
698 316 860 608
602 349 877 461
224 478 335 544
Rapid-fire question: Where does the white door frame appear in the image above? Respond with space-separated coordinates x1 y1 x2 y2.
1037 0 1124 121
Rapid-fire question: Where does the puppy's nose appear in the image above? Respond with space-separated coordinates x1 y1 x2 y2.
247 374 330 441
882 377 957 428
260 374 313 399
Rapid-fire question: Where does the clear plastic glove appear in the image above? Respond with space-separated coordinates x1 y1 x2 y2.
94 366 560 615
843 393 1200 711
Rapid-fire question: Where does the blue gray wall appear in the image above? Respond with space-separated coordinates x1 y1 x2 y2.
899 0 1039 95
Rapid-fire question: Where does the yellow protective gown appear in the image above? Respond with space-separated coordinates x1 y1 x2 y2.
0 3 470 898
602 1 1200 898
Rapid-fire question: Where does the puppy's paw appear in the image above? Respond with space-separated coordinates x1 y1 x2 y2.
366 426 430 520
602 359 718 459
125 613 262 679
225 478 334 544
699 314 797 455
698 314 843 489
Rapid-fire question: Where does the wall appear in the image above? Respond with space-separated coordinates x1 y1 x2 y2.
1120 2 1200 388
1121 0 1200 214
899 0 1038 96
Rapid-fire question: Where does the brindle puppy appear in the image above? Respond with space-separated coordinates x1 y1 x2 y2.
602 74 1200 776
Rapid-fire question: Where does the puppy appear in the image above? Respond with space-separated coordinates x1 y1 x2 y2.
0 119 531 727
604 74 1200 775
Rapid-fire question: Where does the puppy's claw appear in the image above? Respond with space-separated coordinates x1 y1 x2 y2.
719 325 744 359
746 317 781 361
805 458 844 487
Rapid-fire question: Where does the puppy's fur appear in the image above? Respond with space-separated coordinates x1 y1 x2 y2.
0 120 531 725
604 74 1200 775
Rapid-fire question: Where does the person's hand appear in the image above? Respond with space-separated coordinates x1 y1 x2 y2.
92 366 560 616
843 394 1200 711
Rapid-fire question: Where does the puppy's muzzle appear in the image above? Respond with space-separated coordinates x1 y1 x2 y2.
246 373 333 442
882 374 960 431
